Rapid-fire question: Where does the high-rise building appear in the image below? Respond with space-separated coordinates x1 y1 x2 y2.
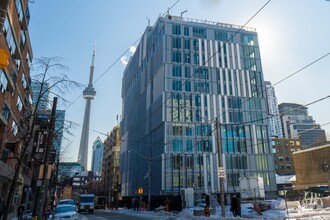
265 81 283 138
0 0 33 214
279 103 327 149
78 48 96 171
31 80 49 110
31 80 65 164
120 15 277 199
53 110 65 163
91 137 103 175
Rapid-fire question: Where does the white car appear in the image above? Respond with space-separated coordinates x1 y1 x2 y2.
48 204 78 220
58 199 78 211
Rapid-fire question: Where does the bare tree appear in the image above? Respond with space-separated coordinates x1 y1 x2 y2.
2 57 83 220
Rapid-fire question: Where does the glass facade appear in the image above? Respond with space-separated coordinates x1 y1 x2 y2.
120 16 277 198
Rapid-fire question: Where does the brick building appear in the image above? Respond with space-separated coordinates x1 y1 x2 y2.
0 0 33 216
272 138 301 175
292 144 330 189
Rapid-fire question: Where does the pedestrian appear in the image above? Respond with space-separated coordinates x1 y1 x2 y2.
230 194 238 217
205 193 210 207
135 196 140 211
0 198 5 219
236 193 241 217
131 197 135 210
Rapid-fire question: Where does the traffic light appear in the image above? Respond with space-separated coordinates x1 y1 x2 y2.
0 48 9 69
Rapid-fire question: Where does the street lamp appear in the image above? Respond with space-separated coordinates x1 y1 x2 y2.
180 10 187 19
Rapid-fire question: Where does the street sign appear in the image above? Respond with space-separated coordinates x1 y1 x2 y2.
218 167 225 178
33 129 48 161
138 187 143 195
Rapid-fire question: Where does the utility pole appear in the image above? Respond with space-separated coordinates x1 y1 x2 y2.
33 97 57 220
324 162 330 191
215 117 225 217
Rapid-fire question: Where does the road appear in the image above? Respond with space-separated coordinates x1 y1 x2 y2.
80 210 156 220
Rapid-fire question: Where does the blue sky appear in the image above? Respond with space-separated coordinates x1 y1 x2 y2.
29 0 330 169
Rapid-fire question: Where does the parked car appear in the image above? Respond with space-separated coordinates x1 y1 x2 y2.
58 199 77 211
48 204 78 220
58 199 76 206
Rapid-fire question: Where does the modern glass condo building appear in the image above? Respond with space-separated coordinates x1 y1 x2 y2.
120 15 277 199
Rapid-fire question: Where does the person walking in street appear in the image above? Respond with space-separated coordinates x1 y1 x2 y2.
236 193 241 217
231 194 238 217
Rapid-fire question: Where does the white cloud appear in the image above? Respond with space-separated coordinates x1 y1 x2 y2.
120 56 128 65
129 45 136 54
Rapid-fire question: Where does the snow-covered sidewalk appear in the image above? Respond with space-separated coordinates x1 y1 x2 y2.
104 201 330 220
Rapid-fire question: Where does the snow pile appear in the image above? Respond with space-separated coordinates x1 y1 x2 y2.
270 198 286 210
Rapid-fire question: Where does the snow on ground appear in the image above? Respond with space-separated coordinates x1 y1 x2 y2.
106 199 330 220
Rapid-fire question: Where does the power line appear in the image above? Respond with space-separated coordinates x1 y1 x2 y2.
64 0 182 111
121 0 272 150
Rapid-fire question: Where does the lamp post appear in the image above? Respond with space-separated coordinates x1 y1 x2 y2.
180 10 187 18
283 185 289 217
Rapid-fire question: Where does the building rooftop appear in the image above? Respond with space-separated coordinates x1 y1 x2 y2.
292 144 330 154
162 15 257 32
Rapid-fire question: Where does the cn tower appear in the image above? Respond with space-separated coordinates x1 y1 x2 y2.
77 47 96 170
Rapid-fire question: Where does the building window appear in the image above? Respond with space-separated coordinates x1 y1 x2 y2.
26 5 31 25
286 164 292 169
194 82 209 93
193 53 199 65
186 140 193 152
193 39 199 51
184 66 190 78
172 80 182 91
17 96 23 112
1 103 10 121
172 51 182 63
184 52 190 64
20 30 26 51
2 16 17 56
172 65 182 77
184 39 190 50
172 37 181 49
214 30 228 42
241 33 254 46
184 26 189 36
186 126 193 136
193 27 206 38
12 120 18 136
22 73 28 89
173 140 183 152
15 0 24 23
172 124 183 136
185 81 191 92
172 24 181 35
0 70 8 94
278 156 284 161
